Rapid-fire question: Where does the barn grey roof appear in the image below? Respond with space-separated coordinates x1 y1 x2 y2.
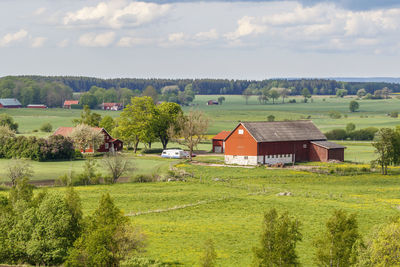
311 141 346 149
241 120 327 142
0 98 21 106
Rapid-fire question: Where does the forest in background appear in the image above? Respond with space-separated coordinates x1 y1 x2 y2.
1 75 400 107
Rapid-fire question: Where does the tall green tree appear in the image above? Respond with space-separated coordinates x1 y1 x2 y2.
154 102 182 149
66 193 145 267
372 128 398 175
99 115 115 133
301 88 311 103
142 85 158 104
73 105 102 127
116 96 156 152
349 100 360 112
79 93 98 109
253 208 302 267
314 209 360 267
269 89 279 104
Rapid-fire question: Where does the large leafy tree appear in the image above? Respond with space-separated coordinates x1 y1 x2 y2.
168 110 209 161
349 100 360 112
314 209 360 267
142 85 158 104
253 208 302 267
65 193 145 266
154 102 182 149
116 96 156 152
79 93 98 109
99 115 115 133
372 128 399 175
72 105 102 127
301 88 311 102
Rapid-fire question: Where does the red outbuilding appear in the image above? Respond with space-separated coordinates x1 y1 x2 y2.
27 104 47 109
224 121 345 165
53 127 123 153
100 102 123 111
63 100 79 109
212 131 231 153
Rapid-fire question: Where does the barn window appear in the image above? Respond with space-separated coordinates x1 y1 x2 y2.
280 155 282 158
238 129 244 135
105 143 109 149
244 156 248 160
303 144 307 149
267 155 270 158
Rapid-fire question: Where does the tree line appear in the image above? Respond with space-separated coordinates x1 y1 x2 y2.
2 76 400 106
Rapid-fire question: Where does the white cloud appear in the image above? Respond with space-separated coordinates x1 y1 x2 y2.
117 36 154 47
194 29 218 41
58 39 70 48
31 37 47 48
168 32 185 43
63 1 170 29
0 29 28 47
78 32 115 47
225 16 266 40
34 7 46 16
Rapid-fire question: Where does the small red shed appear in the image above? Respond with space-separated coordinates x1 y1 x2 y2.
27 104 47 109
224 121 345 165
212 131 231 153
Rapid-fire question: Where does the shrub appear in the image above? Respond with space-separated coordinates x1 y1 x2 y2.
267 115 275 122
131 174 159 183
121 257 166 267
390 111 398 118
348 127 378 141
325 129 347 140
40 122 53 132
328 111 342 119
288 99 296 103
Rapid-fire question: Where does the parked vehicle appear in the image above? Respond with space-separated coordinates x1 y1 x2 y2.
161 149 189 159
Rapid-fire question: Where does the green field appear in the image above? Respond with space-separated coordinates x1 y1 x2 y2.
186 95 400 134
0 156 178 183
2 164 398 266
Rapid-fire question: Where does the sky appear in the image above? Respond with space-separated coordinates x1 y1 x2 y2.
1 0 400 80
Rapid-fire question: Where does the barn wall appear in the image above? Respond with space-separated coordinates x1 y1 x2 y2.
309 144 328 162
258 141 311 162
224 124 258 156
225 155 258 165
328 149 344 162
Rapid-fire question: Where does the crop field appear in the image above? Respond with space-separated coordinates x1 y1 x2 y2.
1 164 398 266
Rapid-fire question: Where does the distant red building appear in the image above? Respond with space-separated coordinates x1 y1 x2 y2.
27 104 47 109
224 121 345 165
63 100 79 109
100 103 123 111
207 100 219 105
212 131 231 153
53 127 123 153
0 98 22 108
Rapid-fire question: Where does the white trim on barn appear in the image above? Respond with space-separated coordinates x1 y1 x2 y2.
225 155 258 165
225 154 293 166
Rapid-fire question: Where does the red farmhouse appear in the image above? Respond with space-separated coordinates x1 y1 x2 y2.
53 127 123 153
63 100 79 109
212 131 231 153
224 121 345 165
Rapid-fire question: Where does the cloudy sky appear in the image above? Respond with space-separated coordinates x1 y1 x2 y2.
1 0 400 79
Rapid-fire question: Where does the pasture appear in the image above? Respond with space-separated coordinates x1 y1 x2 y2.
2 164 398 266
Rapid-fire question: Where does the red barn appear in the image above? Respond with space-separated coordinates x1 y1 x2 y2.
224 121 345 165
63 100 79 109
212 131 231 153
53 127 123 153
0 98 22 108
27 104 47 109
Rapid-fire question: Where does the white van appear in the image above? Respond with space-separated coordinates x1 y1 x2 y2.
161 149 189 159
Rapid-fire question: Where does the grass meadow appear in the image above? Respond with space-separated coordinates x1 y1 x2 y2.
2 164 399 266
0 95 399 265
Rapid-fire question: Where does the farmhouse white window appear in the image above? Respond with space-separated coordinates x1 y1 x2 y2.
105 143 109 149
238 129 244 135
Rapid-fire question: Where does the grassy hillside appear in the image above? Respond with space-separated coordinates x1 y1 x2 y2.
2 164 398 266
